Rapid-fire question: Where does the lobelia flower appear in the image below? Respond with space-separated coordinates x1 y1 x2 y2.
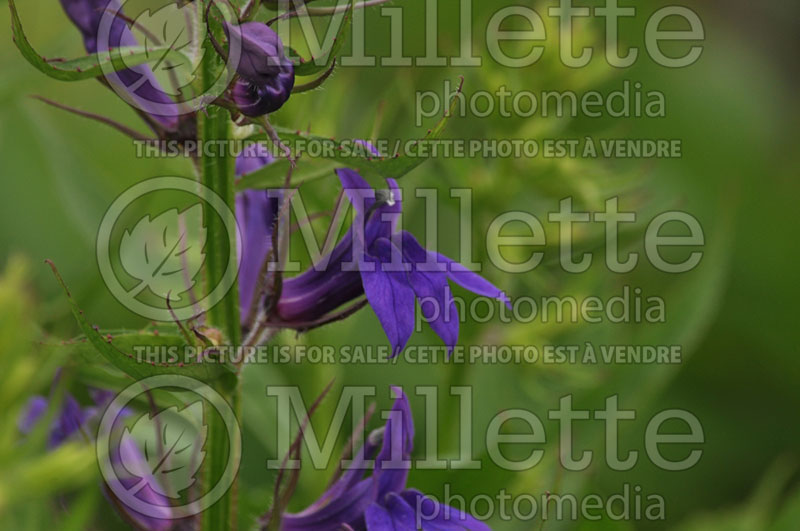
236 141 275 177
104 434 176 531
225 22 295 116
20 386 174 531
280 388 490 530
58 0 180 130
271 168 509 354
19 392 94 449
235 143 281 321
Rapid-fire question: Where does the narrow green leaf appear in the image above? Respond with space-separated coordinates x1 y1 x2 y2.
46 261 236 384
291 4 353 77
44 331 234 382
235 159 338 190
8 0 190 82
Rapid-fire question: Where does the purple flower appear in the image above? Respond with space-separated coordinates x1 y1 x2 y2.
231 77 295 117
58 0 179 129
105 435 174 531
281 388 490 531
19 387 174 530
225 22 293 88
226 22 295 116
236 142 275 177
59 0 113 53
274 169 509 354
236 144 280 321
19 393 93 448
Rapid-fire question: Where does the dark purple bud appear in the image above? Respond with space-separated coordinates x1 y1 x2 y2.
226 23 294 116
225 23 291 87
231 77 293 117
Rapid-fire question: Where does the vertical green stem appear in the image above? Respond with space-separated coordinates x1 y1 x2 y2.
199 4 241 527
199 103 240 531
200 104 241 345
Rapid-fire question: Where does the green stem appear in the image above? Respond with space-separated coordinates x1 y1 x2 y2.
200 105 241 344
199 4 241 527
200 103 241 531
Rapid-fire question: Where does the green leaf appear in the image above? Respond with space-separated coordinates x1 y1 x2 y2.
235 159 338 190
46 261 236 384
291 3 353 77
8 0 191 82
245 85 460 180
47 330 228 381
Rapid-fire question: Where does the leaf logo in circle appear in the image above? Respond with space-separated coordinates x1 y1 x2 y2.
119 204 206 302
119 401 207 499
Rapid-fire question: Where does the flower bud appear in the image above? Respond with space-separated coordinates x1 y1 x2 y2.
231 77 294 117
225 22 295 116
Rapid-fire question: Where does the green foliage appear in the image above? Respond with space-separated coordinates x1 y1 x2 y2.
291 2 353 77
46 260 237 385
0 258 96 523
236 158 337 190
8 0 191 82
0 0 797 529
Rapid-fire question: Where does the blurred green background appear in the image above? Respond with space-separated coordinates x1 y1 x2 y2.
0 0 798 529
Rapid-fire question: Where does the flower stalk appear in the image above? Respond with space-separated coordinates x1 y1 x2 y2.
198 15 241 529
